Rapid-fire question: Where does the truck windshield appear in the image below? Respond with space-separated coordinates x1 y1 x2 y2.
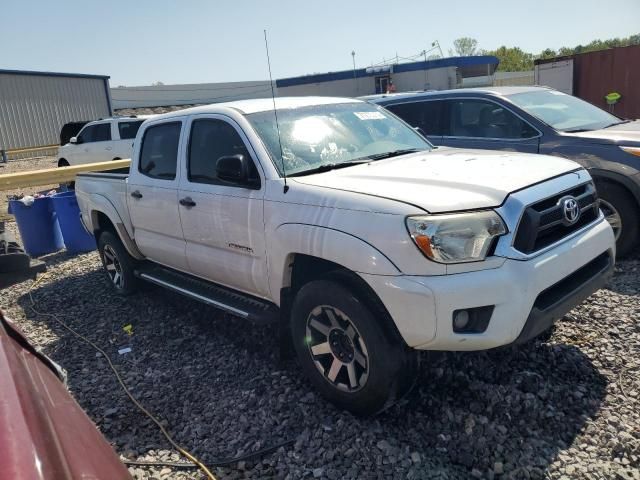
246 102 431 176
507 90 621 132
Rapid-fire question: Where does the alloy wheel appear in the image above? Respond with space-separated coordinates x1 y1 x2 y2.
305 305 369 392
102 244 124 289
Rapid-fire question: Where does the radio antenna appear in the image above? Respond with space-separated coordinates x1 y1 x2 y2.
263 29 288 194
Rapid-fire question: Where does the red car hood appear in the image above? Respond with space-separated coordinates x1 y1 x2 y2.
0 312 130 480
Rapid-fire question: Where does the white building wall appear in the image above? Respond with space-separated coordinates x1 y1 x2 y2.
111 81 274 109
0 72 111 150
276 76 372 97
277 66 457 98
391 67 456 91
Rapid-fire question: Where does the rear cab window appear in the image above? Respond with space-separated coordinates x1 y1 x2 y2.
138 122 181 180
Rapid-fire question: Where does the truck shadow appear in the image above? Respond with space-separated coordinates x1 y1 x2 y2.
17 267 607 479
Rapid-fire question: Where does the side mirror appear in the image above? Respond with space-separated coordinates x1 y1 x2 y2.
216 154 249 184
70 136 79 144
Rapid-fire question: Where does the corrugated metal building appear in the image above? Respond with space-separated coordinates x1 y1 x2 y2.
534 45 640 119
0 69 112 153
276 56 499 97
111 81 273 109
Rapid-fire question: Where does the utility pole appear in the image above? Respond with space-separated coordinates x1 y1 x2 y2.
351 51 358 95
422 49 428 89
433 40 444 58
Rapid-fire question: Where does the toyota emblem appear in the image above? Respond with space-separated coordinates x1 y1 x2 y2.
561 196 580 225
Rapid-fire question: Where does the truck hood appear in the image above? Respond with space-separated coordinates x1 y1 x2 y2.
292 148 581 213
564 120 640 145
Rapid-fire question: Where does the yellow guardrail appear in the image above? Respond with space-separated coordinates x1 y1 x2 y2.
0 159 131 191
1 144 60 162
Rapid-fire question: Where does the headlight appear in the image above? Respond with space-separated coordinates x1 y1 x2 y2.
620 146 640 157
406 211 507 263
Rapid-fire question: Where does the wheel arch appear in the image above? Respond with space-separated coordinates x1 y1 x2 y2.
590 168 640 209
89 199 144 260
280 253 407 348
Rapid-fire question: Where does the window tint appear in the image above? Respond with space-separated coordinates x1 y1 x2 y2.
139 122 181 180
188 119 259 186
77 125 95 143
386 100 445 136
118 120 144 140
445 99 538 139
78 123 111 143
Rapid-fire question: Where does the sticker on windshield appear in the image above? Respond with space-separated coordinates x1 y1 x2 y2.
354 111 386 120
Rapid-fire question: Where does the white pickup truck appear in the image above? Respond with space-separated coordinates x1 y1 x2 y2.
76 97 615 415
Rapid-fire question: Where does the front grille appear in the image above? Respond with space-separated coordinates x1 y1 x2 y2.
513 182 599 254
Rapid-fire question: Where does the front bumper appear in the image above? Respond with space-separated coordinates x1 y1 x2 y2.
361 217 615 350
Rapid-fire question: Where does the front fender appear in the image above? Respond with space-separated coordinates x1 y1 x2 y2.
268 223 400 301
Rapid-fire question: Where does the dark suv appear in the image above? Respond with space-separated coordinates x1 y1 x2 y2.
368 86 640 256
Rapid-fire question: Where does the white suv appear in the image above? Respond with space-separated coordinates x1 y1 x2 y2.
58 116 153 167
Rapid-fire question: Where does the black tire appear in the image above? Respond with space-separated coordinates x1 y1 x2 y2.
290 279 415 416
97 231 139 295
58 158 69 167
595 181 639 258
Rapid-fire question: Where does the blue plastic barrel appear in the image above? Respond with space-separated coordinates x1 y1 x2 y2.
8 196 64 256
50 191 97 254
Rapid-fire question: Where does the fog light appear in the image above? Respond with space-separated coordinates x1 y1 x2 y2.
452 306 494 333
453 310 470 330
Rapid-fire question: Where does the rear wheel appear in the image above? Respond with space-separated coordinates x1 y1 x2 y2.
290 279 415 416
98 231 139 295
596 181 639 257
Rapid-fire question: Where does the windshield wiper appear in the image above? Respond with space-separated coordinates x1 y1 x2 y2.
602 120 632 129
288 159 372 177
360 148 424 161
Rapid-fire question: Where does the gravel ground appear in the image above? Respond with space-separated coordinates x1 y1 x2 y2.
0 231 639 479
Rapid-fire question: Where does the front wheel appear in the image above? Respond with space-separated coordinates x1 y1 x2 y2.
290 280 415 416
596 181 639 257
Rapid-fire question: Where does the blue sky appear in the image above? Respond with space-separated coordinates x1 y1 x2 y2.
2 0 638 86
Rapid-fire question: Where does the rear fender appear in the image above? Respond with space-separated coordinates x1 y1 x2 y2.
88 194 144 260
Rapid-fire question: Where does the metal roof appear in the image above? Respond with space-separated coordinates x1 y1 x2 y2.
0 68 110 80
276 56 499 88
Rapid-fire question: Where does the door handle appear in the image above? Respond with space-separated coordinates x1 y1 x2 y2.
130 190 143 199
105 146 112 151
179 197 196 208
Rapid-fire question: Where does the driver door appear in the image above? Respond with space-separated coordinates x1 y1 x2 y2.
178 115 269 298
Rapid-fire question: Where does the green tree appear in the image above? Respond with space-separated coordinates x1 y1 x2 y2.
450 37 478 57
482 46 534 71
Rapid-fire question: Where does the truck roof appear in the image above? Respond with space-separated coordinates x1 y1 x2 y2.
153 96 364 119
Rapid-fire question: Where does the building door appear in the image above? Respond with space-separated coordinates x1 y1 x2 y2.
375 76 391 94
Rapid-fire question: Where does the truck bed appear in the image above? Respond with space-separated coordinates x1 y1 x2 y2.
75 172 134 239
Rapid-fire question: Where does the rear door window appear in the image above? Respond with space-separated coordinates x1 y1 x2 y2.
386 100 445 136
445 99 538 139
139 122 181 180
118 120 144 140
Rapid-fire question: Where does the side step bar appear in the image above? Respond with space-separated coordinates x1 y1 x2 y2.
135 265 279 325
